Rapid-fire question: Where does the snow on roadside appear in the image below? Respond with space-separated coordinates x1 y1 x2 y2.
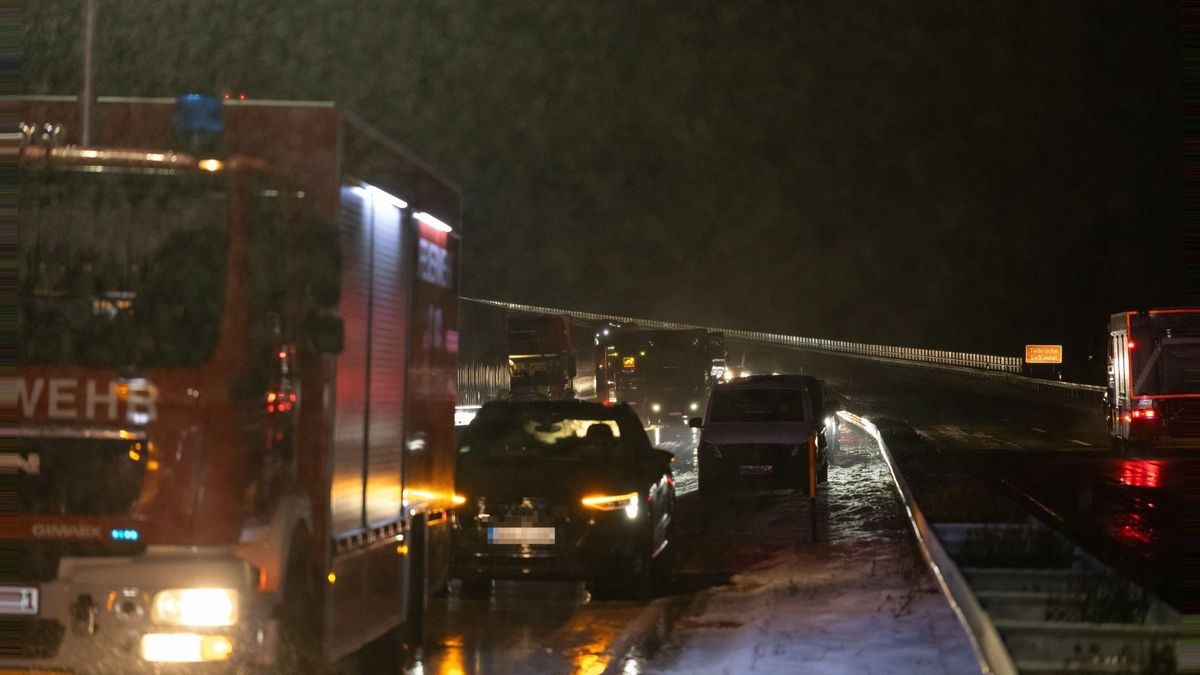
644 426 980 675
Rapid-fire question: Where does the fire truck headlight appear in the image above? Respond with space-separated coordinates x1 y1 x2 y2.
141 633 234 662
151 588 238 627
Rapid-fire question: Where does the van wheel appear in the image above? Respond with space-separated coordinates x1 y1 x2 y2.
698 460 720 497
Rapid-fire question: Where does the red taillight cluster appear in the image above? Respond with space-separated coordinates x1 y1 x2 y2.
1131 408 1157 420
266 391 297 414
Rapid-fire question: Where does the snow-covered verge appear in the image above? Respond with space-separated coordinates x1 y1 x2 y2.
642 425 980 675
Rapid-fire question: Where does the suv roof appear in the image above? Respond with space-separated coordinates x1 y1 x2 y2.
719 374 822 389
477 399 636 419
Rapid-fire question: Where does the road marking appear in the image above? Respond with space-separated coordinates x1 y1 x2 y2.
1029 427 1047 433
1070 439 1091 447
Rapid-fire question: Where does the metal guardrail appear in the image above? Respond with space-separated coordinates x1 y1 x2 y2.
840 410 1183 673
838 410 1016 675
465 298 1106 398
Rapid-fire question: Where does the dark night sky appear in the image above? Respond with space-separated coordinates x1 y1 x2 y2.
24 1 1184 376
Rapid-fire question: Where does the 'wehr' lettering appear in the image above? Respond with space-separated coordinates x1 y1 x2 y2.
7 377 157 423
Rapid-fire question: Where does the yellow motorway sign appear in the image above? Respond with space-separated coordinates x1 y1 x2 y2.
1024 344 1063 364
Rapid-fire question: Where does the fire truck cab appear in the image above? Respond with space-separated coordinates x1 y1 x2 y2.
10 94 461 672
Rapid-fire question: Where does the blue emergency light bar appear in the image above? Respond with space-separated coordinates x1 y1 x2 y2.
110 528 141 542
175 93 223 134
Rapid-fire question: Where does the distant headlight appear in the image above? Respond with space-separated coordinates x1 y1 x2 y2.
581 492 640 519
151 588 238 627
689 402 699 411
651 403 662 413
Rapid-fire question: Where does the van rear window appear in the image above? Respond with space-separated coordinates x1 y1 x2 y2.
710 389 808 423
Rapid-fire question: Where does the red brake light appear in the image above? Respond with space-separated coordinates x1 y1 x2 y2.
1131 409 1157 420
1127 340 1136 350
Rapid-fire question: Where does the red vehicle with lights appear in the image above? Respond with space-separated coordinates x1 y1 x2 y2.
595 328 715 424
9 94 461 672
1106 309 1200 452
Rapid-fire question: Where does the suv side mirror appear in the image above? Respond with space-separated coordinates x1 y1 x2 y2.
688 417 703 429
309 315 344 354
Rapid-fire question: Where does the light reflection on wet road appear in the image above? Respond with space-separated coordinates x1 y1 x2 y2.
417 581 647 674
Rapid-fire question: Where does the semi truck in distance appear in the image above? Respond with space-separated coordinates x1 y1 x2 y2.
11 94 461 671
1106 309 1199 452
595 328 720 424
508 314 577 400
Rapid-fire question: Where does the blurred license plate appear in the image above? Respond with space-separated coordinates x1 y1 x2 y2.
0 586 38 615
488 526 555 545
739 464 774 475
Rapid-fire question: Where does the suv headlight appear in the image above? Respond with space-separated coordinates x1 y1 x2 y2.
151 588 238 627
582 492 640 519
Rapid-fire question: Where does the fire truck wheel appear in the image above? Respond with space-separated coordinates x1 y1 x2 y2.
404 518 429 652
276 538 322 673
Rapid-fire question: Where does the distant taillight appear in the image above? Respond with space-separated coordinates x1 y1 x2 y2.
266 391 297 414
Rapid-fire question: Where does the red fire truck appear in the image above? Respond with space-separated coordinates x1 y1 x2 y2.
1106 309 1200 452
8 94 461 671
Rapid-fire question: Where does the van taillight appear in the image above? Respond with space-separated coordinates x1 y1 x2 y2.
1130 399 1157 421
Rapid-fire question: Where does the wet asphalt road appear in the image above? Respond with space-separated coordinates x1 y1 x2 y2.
409 345 1193 673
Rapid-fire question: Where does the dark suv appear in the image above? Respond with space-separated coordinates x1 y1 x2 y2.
689 375 834 494
450 401 676 596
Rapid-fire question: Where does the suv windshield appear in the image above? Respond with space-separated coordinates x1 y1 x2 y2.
19 169 229 367
710 389 809 423
460 409 636 461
